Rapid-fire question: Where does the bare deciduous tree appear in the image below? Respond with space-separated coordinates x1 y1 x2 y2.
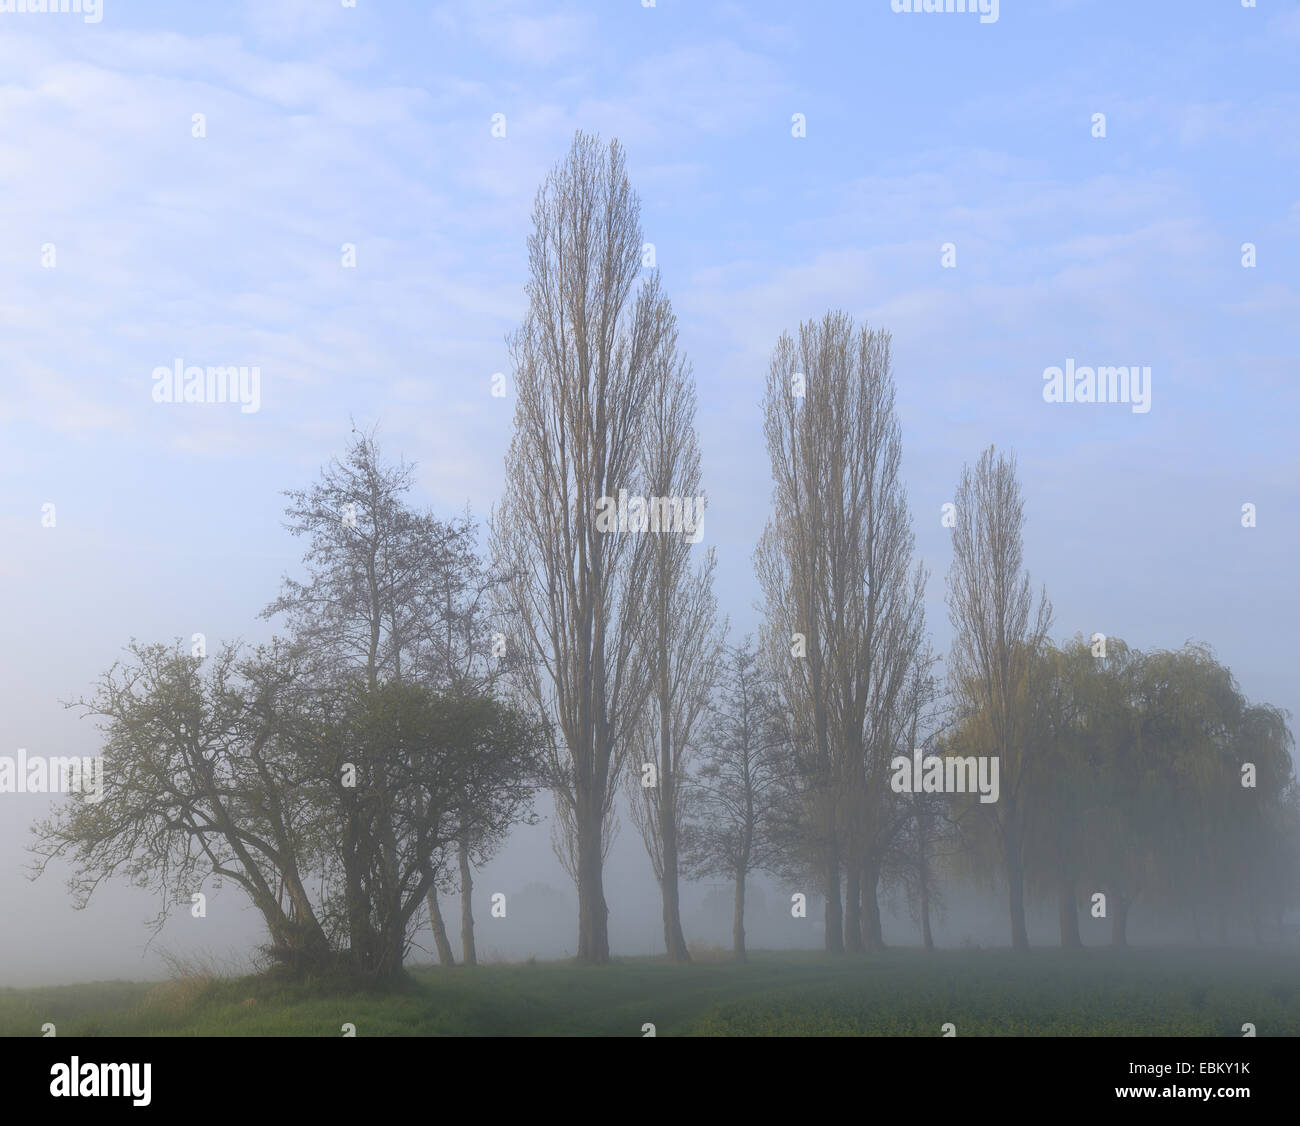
491 131 673 963
262 427 467 693
682 637 784 961
890 645 952 951
755 311 926 953
945 445 1052 951
625 321 721 961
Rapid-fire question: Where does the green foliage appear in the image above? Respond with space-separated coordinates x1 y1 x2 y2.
945 635 1298 940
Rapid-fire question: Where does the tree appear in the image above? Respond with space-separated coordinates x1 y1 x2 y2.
625 311 721 963
755 311 926 953
1073 636 1137 947
32 640 333 972
316 677 539 980
263 430 525 968
33 589 541 984
262 428 470 693
37 433 542 982
1120 645 1295 946
424 504 519 969
891 645 952 950
682 637 785 960
945 445 1052 951
491 131 675 963
1229 701 1298 942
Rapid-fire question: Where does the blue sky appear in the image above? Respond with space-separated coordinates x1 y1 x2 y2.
1 0 1297 981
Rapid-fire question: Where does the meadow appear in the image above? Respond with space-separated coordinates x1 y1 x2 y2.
2 948 1297 1037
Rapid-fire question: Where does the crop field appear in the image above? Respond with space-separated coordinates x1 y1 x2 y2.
3 948 1297 1038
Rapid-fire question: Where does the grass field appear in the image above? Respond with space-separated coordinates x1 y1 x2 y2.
2 948 1297 1037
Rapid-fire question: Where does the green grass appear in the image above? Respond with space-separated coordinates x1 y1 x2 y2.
2 948 1297 1036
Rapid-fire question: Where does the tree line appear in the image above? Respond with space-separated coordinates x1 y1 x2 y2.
32 131 1299 978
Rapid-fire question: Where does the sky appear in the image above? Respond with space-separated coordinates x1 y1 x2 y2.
1 0 1297 985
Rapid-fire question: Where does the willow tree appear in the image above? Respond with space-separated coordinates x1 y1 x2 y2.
1029 635 1141 948
945 445 1052 951
1119 645 1295 946
492 132 675 963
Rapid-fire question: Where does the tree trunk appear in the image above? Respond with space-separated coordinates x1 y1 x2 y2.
1110 892 1129 947
920 873 934 950
426 890 455 965
733 869 747 962
458 837 477 967
844 861 863 953
376 924 406 983
824 848 844 954
341 813 375 975
863 852 886 951
659 789 691 962
576 799 610 963
1004 823 1030 951
263 874 331 974
1058 870 1081 948
916 817 934 951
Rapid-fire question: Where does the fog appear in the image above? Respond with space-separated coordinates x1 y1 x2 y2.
2 1 1298 991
